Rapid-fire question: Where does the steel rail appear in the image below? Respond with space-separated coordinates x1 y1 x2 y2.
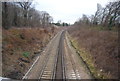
38 31 61 80
65 32 80 80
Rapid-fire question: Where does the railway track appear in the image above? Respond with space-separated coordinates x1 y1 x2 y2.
38 31 65 80
64 32 81 80
37 31 66 80
22 30 92 80
22 31 63 79
54 30 66 80
65 32 92 79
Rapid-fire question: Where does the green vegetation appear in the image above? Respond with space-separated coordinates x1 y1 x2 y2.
23 52 30 58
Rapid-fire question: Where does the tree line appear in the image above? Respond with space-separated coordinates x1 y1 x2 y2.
75 0 120 30
2 1 53 29
53 20 70 26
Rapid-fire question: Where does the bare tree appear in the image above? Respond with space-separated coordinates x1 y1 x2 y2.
73 0 119 29
109 1 120 27
2 2 9 29
2 2 54 29
40 11 53 28
102 1 120 29
2 2 15 29
93 3 103 25
17 0 32 26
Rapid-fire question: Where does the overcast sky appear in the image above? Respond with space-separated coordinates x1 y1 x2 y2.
33 0 110 24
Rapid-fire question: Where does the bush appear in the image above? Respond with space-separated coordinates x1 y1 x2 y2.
22 52 30 58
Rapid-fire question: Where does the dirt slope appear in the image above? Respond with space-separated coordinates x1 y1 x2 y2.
2 27 58 79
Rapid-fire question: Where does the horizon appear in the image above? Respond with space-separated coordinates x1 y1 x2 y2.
34 0 110 24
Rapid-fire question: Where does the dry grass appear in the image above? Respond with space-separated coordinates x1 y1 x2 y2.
68 25 118 79
2 27 58 79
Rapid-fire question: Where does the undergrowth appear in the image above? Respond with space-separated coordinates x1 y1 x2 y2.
69 36 108 79
68 25 118 79
2 27 58 79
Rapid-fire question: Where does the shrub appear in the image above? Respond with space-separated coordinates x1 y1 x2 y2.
22 52 30 58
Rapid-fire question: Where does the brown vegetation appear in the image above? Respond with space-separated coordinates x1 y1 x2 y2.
68 25 118 79
2 27 58 79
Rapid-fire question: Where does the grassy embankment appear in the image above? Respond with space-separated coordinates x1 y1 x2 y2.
68 26 118 79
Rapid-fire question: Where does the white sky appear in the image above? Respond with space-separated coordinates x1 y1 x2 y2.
33 0 110 24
